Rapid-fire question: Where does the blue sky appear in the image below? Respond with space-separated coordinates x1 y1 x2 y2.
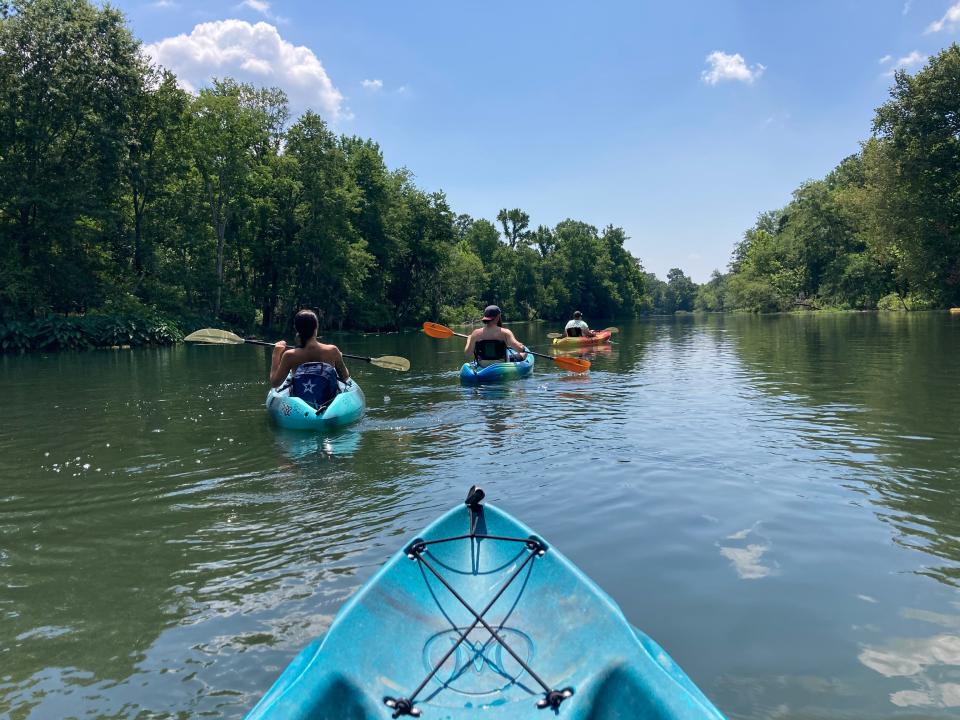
117 0 960 281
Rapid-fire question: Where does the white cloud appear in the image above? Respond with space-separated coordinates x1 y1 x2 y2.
150 0 179 7
144 20 344 119
236 0 288 24
238 0 285 23
885 50 928 75
927 2 960 32
361 78 383 91
701 51 765 85
879 54 893 64
903 0 913 15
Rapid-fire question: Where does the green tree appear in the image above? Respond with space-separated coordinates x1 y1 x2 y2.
465 219 502 265
188 81 269 317
873 44 960 305
496 208 531 248
695 270 728 312
125 67 189 280
0 0 140 317
665 268 697 313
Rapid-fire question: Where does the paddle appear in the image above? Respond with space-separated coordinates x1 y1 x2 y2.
546 327 620 340
184 328 411 371
422 322 590 373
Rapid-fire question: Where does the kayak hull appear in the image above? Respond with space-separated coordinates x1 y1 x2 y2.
245 498 726 720
459 347 534 383
265 380 365 430
552 330 612 348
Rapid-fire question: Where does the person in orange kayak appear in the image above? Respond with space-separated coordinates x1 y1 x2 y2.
564 310 596 338
270 309 350 408
464 305 528 367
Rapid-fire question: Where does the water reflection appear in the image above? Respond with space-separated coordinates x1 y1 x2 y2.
717 524 777 580
2 317 960 719
272 426 363 460
860 631 960 709
724 313 960 589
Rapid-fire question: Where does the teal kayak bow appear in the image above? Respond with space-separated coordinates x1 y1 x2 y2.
245 487 726 719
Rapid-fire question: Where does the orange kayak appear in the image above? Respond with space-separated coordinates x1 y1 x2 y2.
551 330 612 347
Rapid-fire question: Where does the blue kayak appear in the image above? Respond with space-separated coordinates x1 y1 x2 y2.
245 487 726 720
265 379 365 431
459 347 534 383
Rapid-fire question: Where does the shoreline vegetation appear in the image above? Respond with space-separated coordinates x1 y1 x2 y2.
3 0 960 355
2 307 955 355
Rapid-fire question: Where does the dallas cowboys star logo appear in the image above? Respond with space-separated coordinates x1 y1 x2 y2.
301 379 316 396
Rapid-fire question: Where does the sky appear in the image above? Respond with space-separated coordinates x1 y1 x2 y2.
113 0 960 281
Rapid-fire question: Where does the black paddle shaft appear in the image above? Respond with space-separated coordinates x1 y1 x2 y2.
241 337 374 364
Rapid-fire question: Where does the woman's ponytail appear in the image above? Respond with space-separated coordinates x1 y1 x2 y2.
294 309 319 347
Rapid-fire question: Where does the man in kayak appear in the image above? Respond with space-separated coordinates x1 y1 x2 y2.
564 310 596 338
270 310 350 402
464 305 528 367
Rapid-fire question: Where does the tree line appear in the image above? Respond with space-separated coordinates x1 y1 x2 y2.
698 46 960 313
4 0 956 352
0 0 674 339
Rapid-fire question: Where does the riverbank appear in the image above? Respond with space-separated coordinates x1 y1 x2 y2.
6 306 960 354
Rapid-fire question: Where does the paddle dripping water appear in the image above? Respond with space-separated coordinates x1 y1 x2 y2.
1 314 959 719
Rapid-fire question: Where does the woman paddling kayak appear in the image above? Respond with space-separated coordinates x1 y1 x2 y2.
270 310 350 410
463 305 528 367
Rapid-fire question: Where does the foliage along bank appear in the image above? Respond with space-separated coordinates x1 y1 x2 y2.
696 46 960 313
4 0 955 356
0 0 661 341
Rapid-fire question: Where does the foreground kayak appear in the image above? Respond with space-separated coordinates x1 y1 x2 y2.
552 330 612 348
459 347 534 383
245 487 726 720
265 379 365 430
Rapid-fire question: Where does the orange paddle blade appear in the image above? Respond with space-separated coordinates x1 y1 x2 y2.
553 355 590 372
422 321 455 339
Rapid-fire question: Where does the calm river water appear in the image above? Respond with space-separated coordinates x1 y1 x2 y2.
2 314 959 719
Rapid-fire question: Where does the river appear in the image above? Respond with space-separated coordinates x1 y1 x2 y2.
1 313 958 719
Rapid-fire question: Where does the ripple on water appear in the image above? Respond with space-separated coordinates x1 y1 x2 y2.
1 318 960 719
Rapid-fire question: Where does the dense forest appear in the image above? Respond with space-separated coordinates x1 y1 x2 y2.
2 0 959 352
702 46 960 313
0 0 662 348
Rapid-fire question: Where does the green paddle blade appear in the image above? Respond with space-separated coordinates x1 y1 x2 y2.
369 355 410 372
184 328 245 344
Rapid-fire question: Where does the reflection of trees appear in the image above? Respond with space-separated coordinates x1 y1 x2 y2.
725 312 960 587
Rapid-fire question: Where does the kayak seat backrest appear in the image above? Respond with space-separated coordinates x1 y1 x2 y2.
292 362 340 410
475 339 507 362
567 327 583 337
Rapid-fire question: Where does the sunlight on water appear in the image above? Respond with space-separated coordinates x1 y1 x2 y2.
1 313 959 719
